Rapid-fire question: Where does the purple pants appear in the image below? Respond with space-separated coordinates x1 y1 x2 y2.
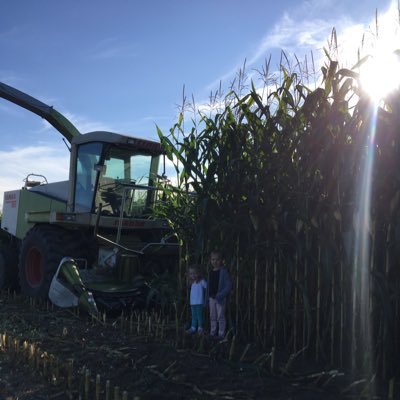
209 297 226 337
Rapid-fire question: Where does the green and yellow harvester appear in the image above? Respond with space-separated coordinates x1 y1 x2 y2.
0 82 178 314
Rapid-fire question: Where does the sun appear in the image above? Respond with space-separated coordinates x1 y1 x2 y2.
359 43 400 101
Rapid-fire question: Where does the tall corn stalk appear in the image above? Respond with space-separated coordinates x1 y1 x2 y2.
156 36 400 380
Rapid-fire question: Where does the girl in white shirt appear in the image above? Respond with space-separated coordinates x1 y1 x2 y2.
186 265 207 335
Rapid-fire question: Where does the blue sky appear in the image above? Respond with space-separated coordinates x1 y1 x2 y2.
0 0 396 204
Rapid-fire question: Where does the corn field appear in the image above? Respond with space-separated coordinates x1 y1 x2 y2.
156 47 400 380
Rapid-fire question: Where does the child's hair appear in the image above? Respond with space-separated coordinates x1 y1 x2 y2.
210 250 222 259
188 264 201 275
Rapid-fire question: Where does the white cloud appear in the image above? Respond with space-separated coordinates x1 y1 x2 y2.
0 101 25 118
251 0 397 67
0 142 178 210
201 0 397 115
39 110 114 135
346 1 400 59
89 37 138 60
0 26 24 42
60 111 113 133
203 15 335 95
251 15 329 59
0 146 69 208
0 80 112 138
0 71 24 88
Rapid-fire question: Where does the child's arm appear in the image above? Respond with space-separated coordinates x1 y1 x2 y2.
215 269 232 301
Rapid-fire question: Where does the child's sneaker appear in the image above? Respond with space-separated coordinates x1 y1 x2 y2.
185 327 195 335
197 328 204 336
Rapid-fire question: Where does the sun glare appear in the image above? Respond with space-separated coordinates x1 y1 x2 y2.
359 43 400 101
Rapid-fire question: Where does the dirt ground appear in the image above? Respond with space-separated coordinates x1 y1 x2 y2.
0 293 377 400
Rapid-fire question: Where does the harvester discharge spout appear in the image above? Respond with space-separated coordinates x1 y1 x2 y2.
0 81 81 143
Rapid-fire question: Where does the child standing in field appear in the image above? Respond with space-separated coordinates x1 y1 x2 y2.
207 250 232 339
186 265 207 335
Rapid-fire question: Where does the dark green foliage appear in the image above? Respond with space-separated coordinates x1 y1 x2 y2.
157 50 400 379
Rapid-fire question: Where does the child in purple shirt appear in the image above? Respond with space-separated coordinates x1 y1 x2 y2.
207 251 232 338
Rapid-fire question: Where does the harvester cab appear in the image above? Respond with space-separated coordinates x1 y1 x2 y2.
0 81 178 314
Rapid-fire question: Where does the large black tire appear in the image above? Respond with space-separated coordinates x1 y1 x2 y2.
19 225 74 298
0 242 19 290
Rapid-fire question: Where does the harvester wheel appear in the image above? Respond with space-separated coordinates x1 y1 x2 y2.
19 225 74 298
0 243 19 290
